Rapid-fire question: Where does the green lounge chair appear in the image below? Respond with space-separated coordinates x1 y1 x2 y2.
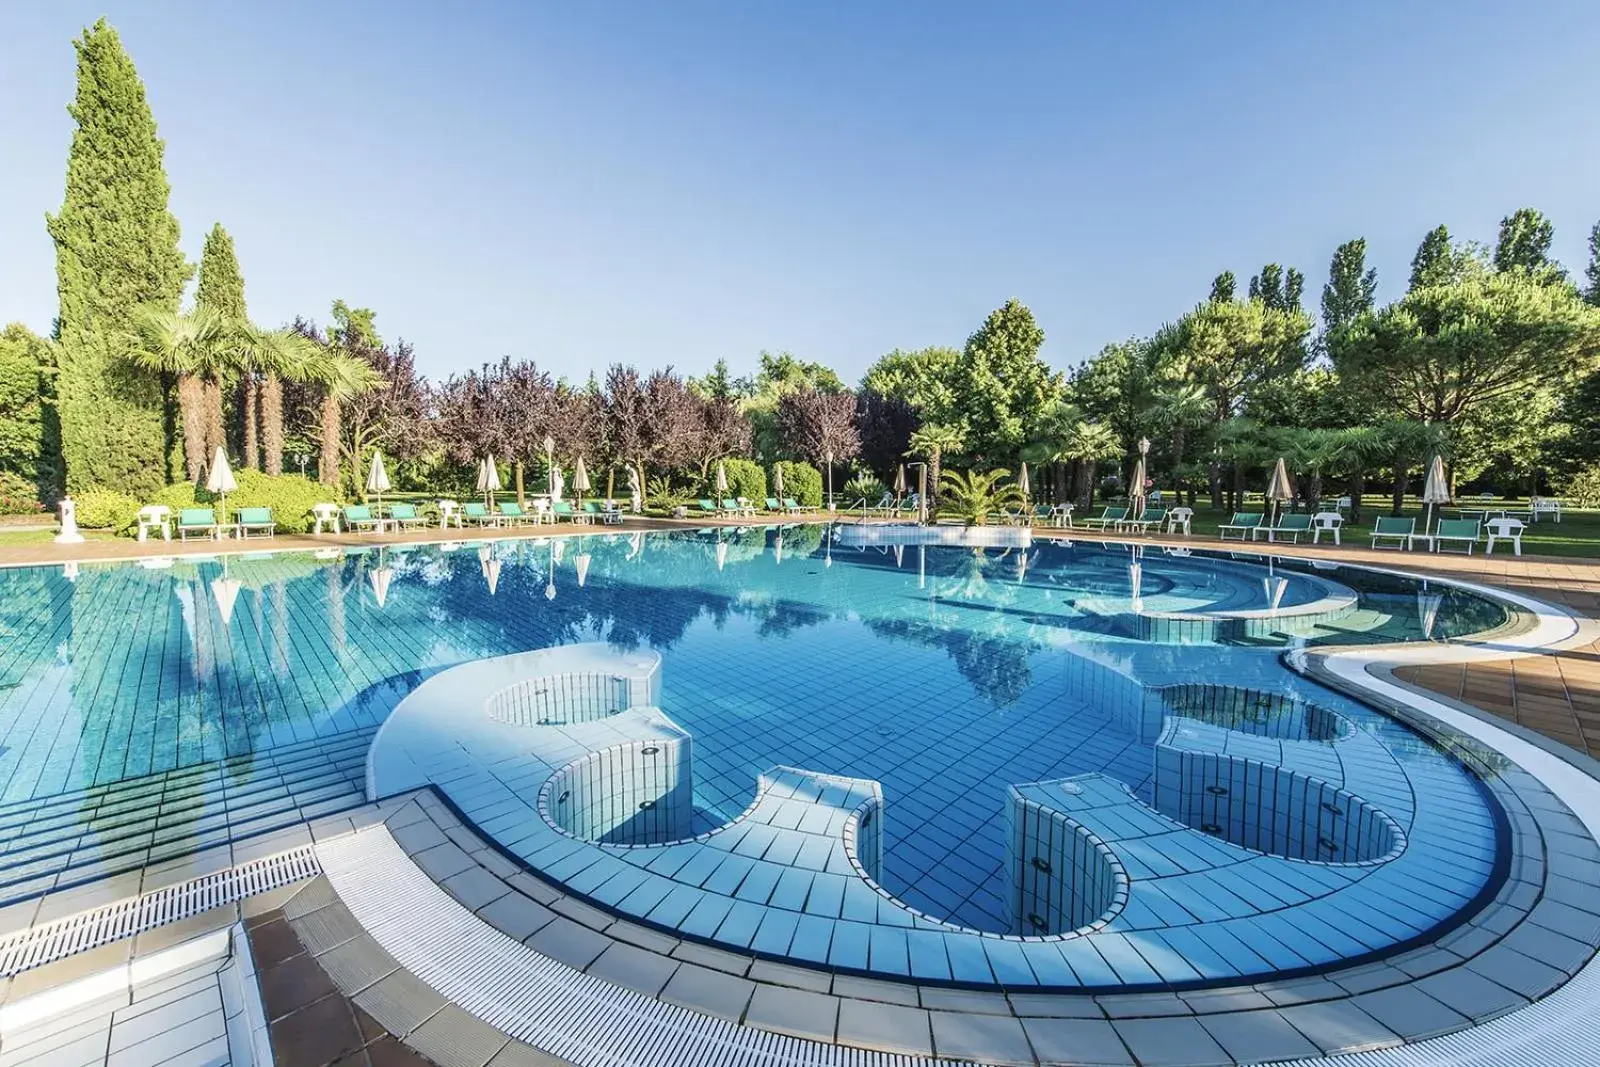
764 497 782 512
696 499 721 516
722 498 755 517
583 501 604 521
1079 506 1127 531
1370 515 1415 550
342 504 383 534
1433 518 1481 554
497 501 532 526
1217 512 1263 541
1028 504 1054 526
1120 507 1167 534
783 497 817 514
1264 513 1313 544
234 506 275 539
177 507 221 540
461 501 497 526
552 501 585 523
387 502 430 530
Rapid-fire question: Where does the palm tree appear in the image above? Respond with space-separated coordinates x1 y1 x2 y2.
305 352 382 489
1329 425 1388 524
1057 420 1121 509
1152 384 1210 505
1020 399 1081 503
223 323 320 474
906 423 963 520
938 468 1023 526
131 306 225 482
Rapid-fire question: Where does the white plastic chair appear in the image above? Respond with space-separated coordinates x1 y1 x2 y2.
1166 507 1193 535
1311 511 1343 545
437 499 462 528
1531 497 1562 523
1334 496 1352 514
1486 517 1525 556
136 505 171 542
312 502 342 534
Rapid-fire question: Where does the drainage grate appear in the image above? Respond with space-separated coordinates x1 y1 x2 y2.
0 845 321 977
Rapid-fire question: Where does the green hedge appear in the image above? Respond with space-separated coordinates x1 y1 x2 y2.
719 457 767 503
772 461 822 507
74 488 142 531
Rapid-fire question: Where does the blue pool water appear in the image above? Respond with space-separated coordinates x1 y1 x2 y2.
0 529 1506 943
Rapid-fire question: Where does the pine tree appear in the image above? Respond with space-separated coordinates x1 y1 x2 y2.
1409 225 1453 289
1494 207 1556 274
196 224 250 465
46 19 190 495
1248 264 1304 313
1209 271 1236 303
1321 238 1379 333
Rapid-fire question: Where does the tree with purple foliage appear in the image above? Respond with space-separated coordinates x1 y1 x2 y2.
778 387 860 504
855 389 918 483
695 394 753 482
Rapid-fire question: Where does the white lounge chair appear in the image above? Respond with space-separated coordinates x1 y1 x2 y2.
1486 517 1526 556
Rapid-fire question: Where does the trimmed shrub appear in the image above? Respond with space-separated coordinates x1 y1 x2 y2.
719 457 767 503
1564 464 1600 509
0 471 45 516
197 470 331 534
74 488 141 531
772 461 823 507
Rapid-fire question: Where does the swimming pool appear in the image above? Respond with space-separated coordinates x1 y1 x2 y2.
0 528 1515 987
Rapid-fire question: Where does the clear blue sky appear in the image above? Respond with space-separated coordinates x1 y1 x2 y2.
3 2 1599 385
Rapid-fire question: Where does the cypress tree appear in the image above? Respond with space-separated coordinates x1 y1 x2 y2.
1408 225 1453 290
196 224 250 465
46 19 190 495
1320 238 1378 333
1493 207 1556 274
1586 222 1600 307
1209 271 1236 303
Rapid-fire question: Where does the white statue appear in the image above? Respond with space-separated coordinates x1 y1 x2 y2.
627 465 642 513
55 495 85 545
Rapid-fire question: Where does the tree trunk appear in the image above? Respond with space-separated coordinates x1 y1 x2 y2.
242 375 260 470
1209 459 1223 509
1080 461 1097 509
177 373 206 483
1351 471 1366 525
928 452 942 518
1231 464 1245 513
261 373 284 475
1054 462 1067 505
1307 473 1323 515
319 394 341 487
1391 457 1407 516
515 460 525 506
202 376 226 465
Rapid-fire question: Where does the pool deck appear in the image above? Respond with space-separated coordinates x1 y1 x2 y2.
3 518 1600 1066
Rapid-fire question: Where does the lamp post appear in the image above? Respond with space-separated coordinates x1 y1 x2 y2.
908 461 928 525
295 452 308 478
1138 436 1150 515
543 435 555 506
824 450 834 513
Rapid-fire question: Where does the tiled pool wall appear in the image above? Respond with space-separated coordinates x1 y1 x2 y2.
1157 683 1349 741
834 524 1032 548
487 671 638 727
544 729 695 844
1006 784 1126 935
1134 599 1361 643
1151 747 1403 864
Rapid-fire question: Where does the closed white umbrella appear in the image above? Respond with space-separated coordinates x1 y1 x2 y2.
715 460 729 499
1128 437 1150 517
573 456 591 507
1017 462 1030 501
366 451 391 517
479 454 502 508
893 464 907 498
206 447 237 524
772 464 785 500
1422 454 1449 534
1266 457 1294 527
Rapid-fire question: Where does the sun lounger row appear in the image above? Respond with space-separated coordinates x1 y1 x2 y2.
695 498 818 517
